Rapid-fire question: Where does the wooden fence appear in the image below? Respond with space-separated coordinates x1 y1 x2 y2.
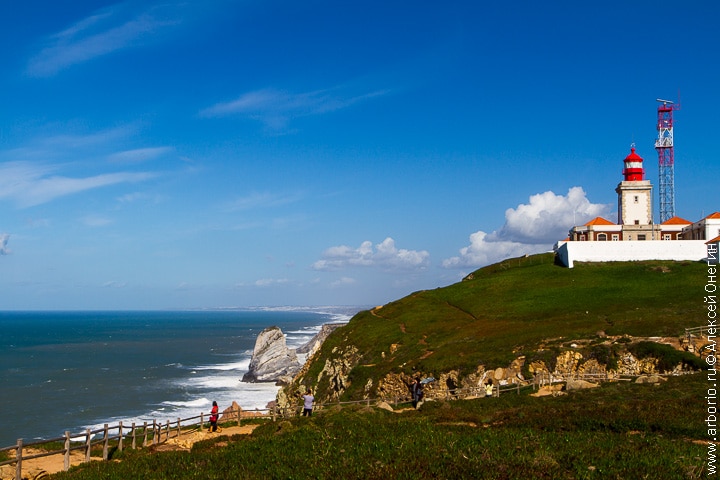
686 325 713 341
0 406 271 479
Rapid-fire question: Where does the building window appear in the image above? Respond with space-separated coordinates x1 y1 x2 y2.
580 235 586 241
612 234 619 241
634 220 640 225
638 234 646 241
663 234 671 240
634 196 639 203
627 235 632 240
597 233 607 241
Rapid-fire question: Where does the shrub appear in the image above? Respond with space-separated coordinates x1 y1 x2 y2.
627 341 707 372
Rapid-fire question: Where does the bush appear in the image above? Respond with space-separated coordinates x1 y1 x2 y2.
627 341 707 372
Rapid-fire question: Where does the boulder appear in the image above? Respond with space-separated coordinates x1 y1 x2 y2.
376 401 394 412
220 401 242 421
635 374 666 384
530 384 565 397
242 326 302 383
566 379 599 391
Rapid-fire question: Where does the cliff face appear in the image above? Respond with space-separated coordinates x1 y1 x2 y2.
296 323 345 357
242 326 301 383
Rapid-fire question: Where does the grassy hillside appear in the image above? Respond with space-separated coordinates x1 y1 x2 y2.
53 373 707 479
48 254 710 479
301 254 706 400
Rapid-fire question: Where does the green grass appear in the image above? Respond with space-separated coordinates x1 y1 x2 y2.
295 254 707 401
51 373 709 479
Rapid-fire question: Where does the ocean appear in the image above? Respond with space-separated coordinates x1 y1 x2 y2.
0 307 359 446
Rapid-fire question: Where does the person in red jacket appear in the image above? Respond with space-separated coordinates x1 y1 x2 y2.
209 401 219 432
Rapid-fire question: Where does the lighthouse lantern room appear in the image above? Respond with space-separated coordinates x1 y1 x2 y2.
622 146 644 181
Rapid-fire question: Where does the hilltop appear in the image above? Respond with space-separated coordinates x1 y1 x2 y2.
283 253 706 403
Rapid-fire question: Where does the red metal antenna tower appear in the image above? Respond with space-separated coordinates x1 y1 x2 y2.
655 98 679 223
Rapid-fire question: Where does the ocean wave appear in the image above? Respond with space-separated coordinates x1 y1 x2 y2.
193 360 250 371
162 398 212 408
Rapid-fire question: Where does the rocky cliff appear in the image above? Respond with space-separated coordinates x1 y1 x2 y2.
277 332 704 410
297 323 345 357
242 326 302 384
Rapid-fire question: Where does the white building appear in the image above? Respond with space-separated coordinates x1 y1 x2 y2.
556 146 714 267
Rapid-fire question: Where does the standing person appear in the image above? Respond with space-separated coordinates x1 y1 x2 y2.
301 389 314 417
412 378 424 409
209 401 219 432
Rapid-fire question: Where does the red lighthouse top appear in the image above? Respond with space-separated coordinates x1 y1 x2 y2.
622 146 644 181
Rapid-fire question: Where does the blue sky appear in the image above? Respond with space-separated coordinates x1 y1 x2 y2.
1 1 718 310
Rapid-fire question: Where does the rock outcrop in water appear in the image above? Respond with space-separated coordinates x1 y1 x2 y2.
242 326 302 384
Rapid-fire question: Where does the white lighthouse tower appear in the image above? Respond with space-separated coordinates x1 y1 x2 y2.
615 145 655 240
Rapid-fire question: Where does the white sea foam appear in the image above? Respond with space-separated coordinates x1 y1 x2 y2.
70 307 364 441
162 398 212 408
193 360 250 371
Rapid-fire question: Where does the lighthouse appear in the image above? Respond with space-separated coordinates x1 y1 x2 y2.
615 145 654 239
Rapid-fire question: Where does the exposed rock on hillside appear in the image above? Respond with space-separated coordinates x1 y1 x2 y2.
315 344 361 399
297 323 345 357
242 326 301 383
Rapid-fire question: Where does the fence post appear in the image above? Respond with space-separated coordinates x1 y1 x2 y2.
132 422 137 450
165 420 170 442
64 431 71 471
102 424 109 461
177 417 181 439
85 428 92 462
15 438 23 480
142 422 148 447
237 406 241 427
152 420 158 445
118 421 124 452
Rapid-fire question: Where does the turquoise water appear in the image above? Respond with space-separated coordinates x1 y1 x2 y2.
0 308 356 446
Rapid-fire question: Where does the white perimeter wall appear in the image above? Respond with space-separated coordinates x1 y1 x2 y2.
555 240 708 268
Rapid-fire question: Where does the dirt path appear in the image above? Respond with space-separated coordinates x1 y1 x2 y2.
0 424 259 480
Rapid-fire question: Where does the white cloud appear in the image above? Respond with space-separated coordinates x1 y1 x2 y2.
224 192 303 211
107 147 173 164
496 186 611 244
0 161 157 208
330 277 356 287
441 231 547 269
443 187 611 269
81 215 113 227
0 234 10 255
254 278 290 287
200 86 388 129
312 237 429 271
26 3 180 76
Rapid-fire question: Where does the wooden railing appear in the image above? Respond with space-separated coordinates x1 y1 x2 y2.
0 406 271 479
686 325 713 340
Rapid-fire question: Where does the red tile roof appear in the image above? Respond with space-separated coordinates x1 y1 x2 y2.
584 217 616 226
661 216 692 225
